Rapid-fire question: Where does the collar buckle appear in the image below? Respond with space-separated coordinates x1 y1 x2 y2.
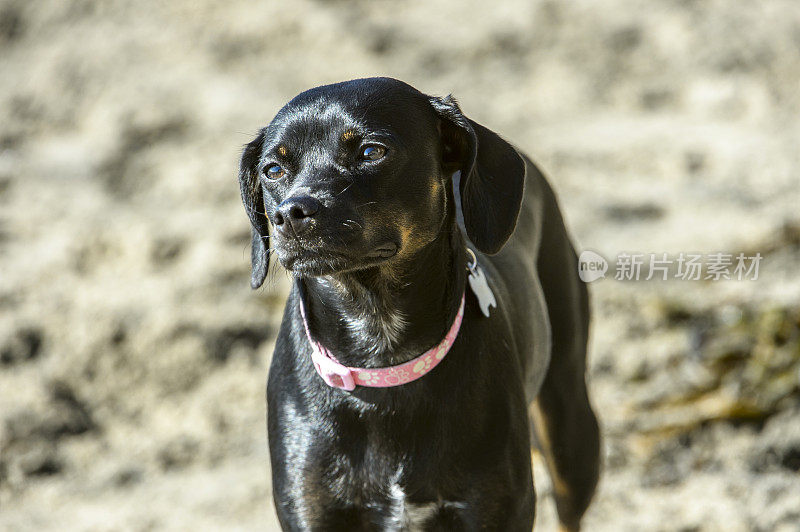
310 348 356 391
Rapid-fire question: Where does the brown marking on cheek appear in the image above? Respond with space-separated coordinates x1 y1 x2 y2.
428 178 443 211
399 224 413 249
393 178 447 257
429 179 441 197
397 218 434 257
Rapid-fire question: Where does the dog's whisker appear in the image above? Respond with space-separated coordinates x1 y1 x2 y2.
342 219 363 232
345 219 363 230
336 181 354 196
243 204 270 217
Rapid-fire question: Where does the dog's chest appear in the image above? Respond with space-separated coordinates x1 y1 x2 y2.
323 423 463 527
392 493 452 530
382 468 466 530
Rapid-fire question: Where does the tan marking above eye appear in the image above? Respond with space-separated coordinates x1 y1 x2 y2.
341 130 356 141
277 145 287 156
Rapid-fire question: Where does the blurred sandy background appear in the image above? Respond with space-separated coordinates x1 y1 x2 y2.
1 1 799 530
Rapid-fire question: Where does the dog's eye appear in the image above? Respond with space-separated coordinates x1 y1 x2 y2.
264 165 285 180
361 145 386 161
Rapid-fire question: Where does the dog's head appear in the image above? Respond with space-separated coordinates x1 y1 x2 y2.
239 77 525 288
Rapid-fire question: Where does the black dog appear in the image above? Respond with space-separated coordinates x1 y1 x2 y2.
238 77 600 531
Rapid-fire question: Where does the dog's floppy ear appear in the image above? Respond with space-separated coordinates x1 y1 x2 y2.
238 129 270 289
429 95 525 255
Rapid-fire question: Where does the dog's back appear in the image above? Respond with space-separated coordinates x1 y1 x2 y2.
490 154 599 530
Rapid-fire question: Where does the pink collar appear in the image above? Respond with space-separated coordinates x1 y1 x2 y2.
298 291 465 391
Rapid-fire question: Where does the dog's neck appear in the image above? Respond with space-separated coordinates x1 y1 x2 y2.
300 225 467 369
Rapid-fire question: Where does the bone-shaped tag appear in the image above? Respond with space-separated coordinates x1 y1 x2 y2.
468 264 496 317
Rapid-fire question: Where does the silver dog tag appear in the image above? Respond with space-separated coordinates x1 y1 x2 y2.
467 259 497 318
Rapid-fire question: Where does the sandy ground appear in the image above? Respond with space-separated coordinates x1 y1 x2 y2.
1 1 799 530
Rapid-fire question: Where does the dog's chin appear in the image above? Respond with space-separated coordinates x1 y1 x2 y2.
278 243 399 277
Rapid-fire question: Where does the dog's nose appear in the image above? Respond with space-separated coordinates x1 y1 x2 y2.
274 196 321 236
